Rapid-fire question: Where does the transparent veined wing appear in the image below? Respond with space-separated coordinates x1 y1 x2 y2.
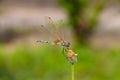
37 16 66 45
45 16 65 41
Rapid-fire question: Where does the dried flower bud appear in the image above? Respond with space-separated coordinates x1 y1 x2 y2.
67 50 77 65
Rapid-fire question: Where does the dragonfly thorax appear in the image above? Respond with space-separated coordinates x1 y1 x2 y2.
61 41 70 47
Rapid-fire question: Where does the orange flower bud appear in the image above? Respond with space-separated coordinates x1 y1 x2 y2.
67 50 77 65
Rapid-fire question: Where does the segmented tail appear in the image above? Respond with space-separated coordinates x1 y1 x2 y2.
36 40 50 43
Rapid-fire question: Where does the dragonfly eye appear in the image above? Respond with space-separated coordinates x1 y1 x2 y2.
67 42 70 47
61 41 70 47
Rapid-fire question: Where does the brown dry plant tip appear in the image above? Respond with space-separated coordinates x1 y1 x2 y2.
67 50 78 65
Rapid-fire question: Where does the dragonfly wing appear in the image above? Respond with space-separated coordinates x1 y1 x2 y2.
45 16 65 41
57 19 65 41
37 24 58 43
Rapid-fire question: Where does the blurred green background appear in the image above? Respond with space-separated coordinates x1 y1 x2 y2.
0 0 120 80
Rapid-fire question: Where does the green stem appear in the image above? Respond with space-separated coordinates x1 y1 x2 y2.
72 65 74 80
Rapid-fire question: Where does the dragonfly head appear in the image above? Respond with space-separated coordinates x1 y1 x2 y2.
61 41 70 47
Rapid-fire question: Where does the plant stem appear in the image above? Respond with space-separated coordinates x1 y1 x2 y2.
72 65 74 80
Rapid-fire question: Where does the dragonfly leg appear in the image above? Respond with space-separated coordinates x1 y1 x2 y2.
62 47 68 60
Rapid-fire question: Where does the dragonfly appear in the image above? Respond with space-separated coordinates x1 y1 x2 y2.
36 17 77 65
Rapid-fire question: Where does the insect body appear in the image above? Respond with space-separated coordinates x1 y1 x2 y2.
36 17 77 65
37 39 70 49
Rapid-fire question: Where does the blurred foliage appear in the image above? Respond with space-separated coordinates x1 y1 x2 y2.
0 26 37 43
59 0 88 23
0 28 20 43
0 43 120 80
59 0 107 44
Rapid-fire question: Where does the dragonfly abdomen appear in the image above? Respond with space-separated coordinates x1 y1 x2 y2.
36 40 50 43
